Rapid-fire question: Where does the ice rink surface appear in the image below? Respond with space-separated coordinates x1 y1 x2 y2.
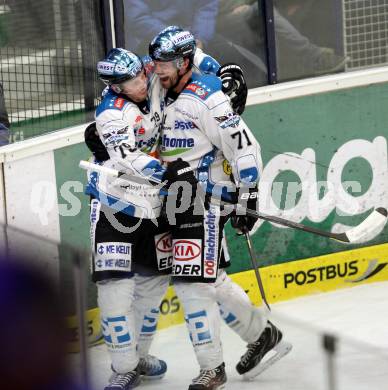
87 282 388 390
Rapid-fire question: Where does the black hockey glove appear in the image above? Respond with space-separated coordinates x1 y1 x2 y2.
162 158 197 189
162 159 200 224
231 185 259 234
217 63 248 115
84 122 109 162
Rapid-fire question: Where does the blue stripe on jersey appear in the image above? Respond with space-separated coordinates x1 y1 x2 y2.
96 89 127 117
197 148 234 202
86 185 136 217
239 167 259 183
198 55 220 74
141 160 166 183
183 73 222 101
197 147 216 183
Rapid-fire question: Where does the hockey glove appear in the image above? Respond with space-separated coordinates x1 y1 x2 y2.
217 63 248 115
162 159 200 223
84 122 109 162
162 158 197 189
231 185 259 234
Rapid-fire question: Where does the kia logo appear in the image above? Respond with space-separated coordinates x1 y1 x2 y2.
174 240 201 261
156 232 173 252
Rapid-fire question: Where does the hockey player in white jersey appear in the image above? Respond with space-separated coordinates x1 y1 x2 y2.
149 27 292 389
86 48 172 390
85 45 248 390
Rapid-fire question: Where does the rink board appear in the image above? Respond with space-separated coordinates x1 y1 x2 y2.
157 242 388 328
69 242 388 351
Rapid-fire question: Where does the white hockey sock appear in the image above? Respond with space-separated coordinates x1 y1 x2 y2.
174 281 223 370
215 270 267 343
97 278 138 374
133 274 170 358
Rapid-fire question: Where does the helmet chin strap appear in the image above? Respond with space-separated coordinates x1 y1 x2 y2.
111 84 122 94
176 58 185 69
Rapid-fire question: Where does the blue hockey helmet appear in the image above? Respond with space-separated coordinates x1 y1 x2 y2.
149 26 196 62
97 48 144 85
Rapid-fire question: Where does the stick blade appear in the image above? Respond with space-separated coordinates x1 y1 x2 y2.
345 208 388 243
376 207 388 217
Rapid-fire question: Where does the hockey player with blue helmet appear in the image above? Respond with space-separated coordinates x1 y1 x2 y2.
89 47 170 390
85 43 250 390
149 27 292 389
149 26 247 114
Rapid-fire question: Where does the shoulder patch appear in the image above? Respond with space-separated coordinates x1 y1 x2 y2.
186 83 209 100
96 91 129 116
183 73 222 101
114 97 125 109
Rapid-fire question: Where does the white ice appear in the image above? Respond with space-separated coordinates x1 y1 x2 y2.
85 282 388 390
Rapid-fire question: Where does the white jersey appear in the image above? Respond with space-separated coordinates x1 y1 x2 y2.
86 49 221 219
160 72 262 199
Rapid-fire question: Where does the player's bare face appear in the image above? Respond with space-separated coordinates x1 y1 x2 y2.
118 72 147 102
154 61 179 89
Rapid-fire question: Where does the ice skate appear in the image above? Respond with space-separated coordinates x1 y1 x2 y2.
188 362 227 390
139 354 167 380
105 367 141 390
236 321 292 380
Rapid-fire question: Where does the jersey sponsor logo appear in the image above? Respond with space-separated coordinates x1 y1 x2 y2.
223 160 232 175
136 134 158 152
155 232 173 270
161 135 195 149
133 115 145 135
172 239 202 277
120 183 147 192
174 120 196 130
284 260 358 288
186 310 212 345
102 126 129 146
114 97 125 109
95 242 132 272
103 126 128 139
173 239 201 261
215 112 240 129
156 232 173 253
204 206 220 278
97 243 131 255
186 84 208 99
90 198 100 224
174 107 199 120
104 134 128 146
101 315 132 350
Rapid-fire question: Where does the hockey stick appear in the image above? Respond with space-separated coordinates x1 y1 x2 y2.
243 231 271 311
238 205 387 244
79 160 388 244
